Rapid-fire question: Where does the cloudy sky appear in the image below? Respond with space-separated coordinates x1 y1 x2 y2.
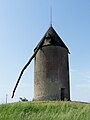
0 0 90 103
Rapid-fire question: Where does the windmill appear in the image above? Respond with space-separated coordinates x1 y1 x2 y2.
12 26 70 101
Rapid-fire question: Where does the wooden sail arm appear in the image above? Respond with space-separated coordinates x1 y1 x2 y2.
11 43 43 98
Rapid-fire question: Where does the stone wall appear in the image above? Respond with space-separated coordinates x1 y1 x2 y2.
34 45 70 100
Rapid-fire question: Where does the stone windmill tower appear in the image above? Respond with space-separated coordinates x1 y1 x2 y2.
12 26 70 101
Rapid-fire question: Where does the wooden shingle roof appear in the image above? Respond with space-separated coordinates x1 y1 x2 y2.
35 26 70 53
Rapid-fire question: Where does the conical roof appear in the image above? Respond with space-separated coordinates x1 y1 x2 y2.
35 26 70 53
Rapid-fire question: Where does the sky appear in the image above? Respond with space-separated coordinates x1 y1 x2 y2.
0 0 90 103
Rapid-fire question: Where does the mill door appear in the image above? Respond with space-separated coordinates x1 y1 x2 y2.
61 88 65 100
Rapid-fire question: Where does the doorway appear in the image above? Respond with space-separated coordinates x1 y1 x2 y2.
61 88 65 100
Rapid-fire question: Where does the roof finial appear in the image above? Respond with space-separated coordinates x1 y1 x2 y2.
50 6 52 27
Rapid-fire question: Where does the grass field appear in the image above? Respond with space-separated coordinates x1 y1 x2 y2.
0 101 90 120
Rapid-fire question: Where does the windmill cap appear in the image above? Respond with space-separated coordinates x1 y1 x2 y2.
35 26 70 53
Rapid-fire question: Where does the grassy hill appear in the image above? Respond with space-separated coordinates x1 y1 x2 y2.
0 101 90 120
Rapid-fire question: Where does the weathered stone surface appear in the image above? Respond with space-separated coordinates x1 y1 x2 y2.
34 46 70 100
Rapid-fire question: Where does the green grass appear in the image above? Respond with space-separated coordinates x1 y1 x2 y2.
0 101 90 120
